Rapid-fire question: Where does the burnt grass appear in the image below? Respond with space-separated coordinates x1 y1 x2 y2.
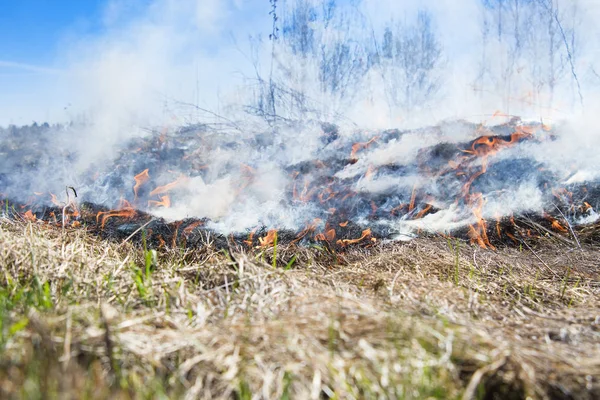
9 196 600 252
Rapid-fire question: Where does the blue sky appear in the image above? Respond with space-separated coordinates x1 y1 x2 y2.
0 0 268 125
0 0 105 68
0 0 108 124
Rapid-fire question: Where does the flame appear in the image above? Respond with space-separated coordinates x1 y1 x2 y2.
49 193 61 207
183 220 204 236
552 188 573 204
318 187 335 203
259 229 277 248
492 110 510 119
551 220 568 232
158 127 168 144
292 220 320 244
350 136 378 160
316 228 336 243
235 164 256 196
496 217 502 238
506 232 518 243
133 169 150 201
415 204 433 219
244 228 257 247
23 210 36 222
172 221 182 247
365 164 376 180
370 201 378 215
409 185 417 213
466 193 495 250
336 228 372 247
391 204 406 216
148 195 171 208
544 214 568 233
149 176 187 197
96 199 136 228
445 125 538 248
293 176 316 203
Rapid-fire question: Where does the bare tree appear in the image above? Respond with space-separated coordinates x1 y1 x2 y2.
477 0 581 112
376 10 443 112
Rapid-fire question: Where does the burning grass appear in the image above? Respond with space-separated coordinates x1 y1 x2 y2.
0 217 599 399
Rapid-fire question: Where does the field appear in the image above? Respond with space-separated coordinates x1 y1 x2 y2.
0 217 599 399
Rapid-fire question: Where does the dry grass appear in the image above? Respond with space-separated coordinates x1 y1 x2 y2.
0 218 599 399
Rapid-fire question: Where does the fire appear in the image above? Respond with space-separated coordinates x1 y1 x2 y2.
133 169 150 201
293 175 317 202
236 164 256 196
149 176 187 197
315 228 336 243
336 228 373 247
582 202 592 213
444 125 539 249
364 164 376 180
23 210 36 222
466 193 495 250
318 187 335 203
292 219 320 244
415 204 433 219
350 136 378 160
391 203 406 216
148 195 171 208
49 193 61 207
244 228 257 247
183 220 204 236
409 185 417 213
96 199 136 228
551 220 568 233
544 214 568 233
259 229 278 248
158 127 168 144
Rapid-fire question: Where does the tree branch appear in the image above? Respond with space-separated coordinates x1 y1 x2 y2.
552 7 584 107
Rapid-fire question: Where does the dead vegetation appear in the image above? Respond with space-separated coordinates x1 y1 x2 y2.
0 217 599 399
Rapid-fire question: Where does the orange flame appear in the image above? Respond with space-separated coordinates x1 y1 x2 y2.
133 169 150 201
318 187 335 203
409 185 417 213
148 195 171 208
544 214 568 233
316 228 336 243
415 204 433 219
96 199 136 228
23 210 36 222
259 229 278 248
183 220 204 236
244 228 257 247
350 136 378 160
292 219 320 244
149 176 187 197
49 193 61 207
336 228 372 247
466 194 495 250
391 203 406 216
